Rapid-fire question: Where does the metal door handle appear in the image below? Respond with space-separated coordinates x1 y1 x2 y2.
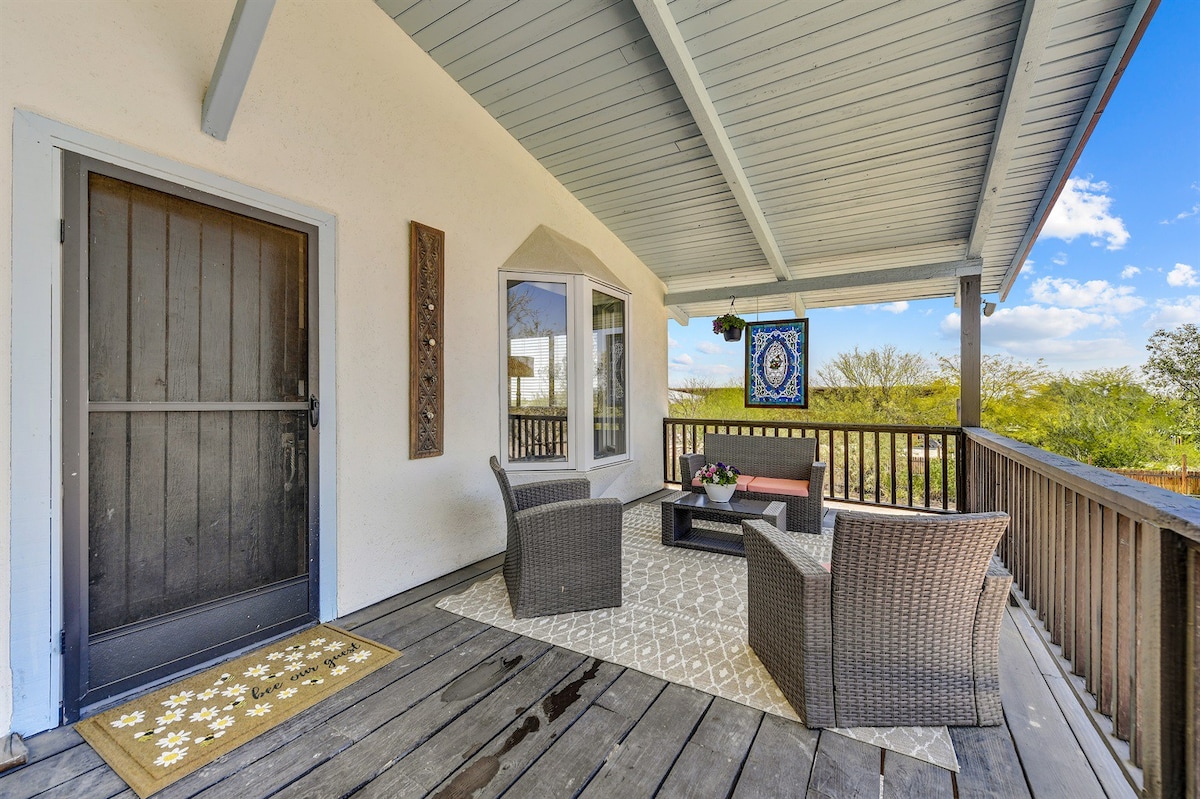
309 394 319 428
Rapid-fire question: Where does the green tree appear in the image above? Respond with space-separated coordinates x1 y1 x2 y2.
1035 368 1173 468
937 354 1056 434
1144 324 1200 433
816 346 931 413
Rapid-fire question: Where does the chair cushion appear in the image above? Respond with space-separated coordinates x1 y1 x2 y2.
692 474 755 490
747 477 810 497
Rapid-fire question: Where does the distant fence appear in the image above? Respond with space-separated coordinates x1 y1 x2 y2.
1111 468 1200 496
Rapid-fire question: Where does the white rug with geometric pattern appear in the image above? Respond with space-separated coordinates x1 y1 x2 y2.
437 503 958 772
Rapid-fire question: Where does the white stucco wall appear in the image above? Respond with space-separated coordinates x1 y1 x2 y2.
0 0 668 736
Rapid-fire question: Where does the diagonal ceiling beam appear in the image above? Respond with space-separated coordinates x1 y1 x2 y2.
664 259 983 306
998 0 1159 299
966 0 1056 259
632 0 792 282
202 0 276 141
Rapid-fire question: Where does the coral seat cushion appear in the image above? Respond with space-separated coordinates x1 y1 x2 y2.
747 477 810 497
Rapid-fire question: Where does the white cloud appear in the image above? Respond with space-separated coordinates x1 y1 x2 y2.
1148 295 1200 327
1022 259 1035 275
940 304 1137 361
698 364 738 377
1041 177 1130 250
695 341 723 355
668 337 679 348
670 353 694 367
879 301 909 314
1167 263 1199 287
1120 265 1141 279
1028 276 1144 314
1052 252 1068 266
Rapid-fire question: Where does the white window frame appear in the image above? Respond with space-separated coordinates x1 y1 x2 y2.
499 271 631 472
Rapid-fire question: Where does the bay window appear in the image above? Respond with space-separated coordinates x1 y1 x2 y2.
502 272 629 470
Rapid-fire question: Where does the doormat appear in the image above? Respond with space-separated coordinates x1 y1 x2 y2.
437 504 959 772
75 624 400 798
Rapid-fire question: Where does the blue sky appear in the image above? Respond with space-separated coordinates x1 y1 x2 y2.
668 0 1200 387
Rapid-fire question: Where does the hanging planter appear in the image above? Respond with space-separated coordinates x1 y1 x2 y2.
713 297 747 342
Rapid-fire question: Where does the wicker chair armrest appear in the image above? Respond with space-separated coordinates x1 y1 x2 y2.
513 497 623 542
513 478 592 509
742 518 834 727
807 461 827 493
973 557 1013 725
679 452 706 485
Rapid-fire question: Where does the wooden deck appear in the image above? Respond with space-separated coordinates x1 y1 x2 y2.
3 504 1136 799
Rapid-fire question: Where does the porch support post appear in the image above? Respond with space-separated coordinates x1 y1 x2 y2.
960 274 982 427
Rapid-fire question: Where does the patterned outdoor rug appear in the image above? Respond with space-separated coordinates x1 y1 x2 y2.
438 503 959 772
76 624 400 797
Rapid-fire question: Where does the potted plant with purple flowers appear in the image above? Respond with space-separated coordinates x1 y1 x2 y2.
712 313 747 342
694 462 740 503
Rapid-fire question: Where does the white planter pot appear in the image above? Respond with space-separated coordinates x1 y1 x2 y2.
703 482 737 503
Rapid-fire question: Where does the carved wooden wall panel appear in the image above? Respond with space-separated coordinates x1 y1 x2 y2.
410 221 444 458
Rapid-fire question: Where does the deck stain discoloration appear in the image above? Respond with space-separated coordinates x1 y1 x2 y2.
433 715 540 799
440 655 524 703
543 658 602 722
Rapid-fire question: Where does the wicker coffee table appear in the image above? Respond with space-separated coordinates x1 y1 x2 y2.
660 490 787 557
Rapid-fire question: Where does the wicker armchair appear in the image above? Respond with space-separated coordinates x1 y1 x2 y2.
743 510 1012 727
679 434 826 533
489 456 623 619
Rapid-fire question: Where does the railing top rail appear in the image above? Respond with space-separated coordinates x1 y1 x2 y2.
663 418 964 435
967 427 1200 543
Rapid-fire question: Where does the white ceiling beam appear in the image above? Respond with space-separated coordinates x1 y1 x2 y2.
667 305 690 325
966 0 1056 259
998 0 1158 299
791 294 807 318
202 0 276 141
664 259 983 306
632 0 792 282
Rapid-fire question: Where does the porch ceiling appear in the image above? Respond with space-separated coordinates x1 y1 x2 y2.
378 0 1152 321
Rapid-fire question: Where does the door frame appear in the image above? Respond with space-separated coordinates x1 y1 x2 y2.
10 110 339 733
60 153 322 721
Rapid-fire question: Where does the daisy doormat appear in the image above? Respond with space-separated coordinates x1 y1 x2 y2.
75 625 400 798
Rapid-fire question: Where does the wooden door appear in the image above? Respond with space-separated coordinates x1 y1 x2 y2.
61 156 319 720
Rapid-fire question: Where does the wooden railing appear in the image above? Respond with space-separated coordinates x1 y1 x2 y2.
662 418 965 512
507 413 568 461
965 428 1200 798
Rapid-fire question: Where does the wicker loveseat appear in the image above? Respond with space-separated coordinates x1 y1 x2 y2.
679 433 826 533
742 510 1012 727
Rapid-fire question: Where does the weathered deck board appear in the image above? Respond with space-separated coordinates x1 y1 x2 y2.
579 683 711 798
999 614 1107 798
354 650 616 797
1006 598 1139 799
656 697 762 798
500 669 665 797
0 741 107 799
202 628 531 799
153 616 492 799
950 726 1033 799
269 635 554 798
881 750 954 797
805 731 880 799
731 712 818 798
4 532 1127 799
